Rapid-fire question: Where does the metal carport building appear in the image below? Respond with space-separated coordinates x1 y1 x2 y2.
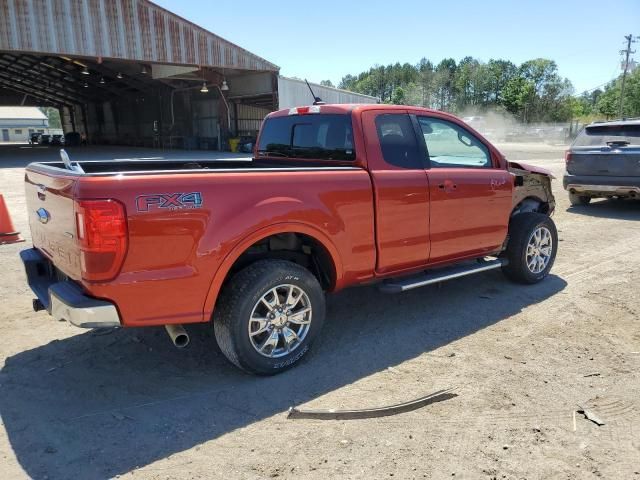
0 0 280 149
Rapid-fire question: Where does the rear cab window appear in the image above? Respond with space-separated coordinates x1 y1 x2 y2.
374 114 423 169
257 114 355 161
574 124 640 147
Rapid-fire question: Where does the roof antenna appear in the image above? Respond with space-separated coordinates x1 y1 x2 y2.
305 79 325 105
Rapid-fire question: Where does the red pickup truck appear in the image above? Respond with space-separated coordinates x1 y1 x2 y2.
21 104 557 374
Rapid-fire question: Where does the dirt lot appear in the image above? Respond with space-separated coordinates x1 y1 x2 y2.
0 143 638 480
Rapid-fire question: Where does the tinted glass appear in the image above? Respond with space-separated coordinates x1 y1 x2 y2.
374 114 422 168
418 117 491 168
574 124 640 147
257 114 355 160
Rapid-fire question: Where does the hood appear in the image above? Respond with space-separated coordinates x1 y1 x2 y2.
508 161 555 179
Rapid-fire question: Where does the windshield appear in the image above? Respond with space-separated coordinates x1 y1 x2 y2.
257 114 355 161
573 124 640 147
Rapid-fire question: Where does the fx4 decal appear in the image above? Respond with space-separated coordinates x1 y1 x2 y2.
136 192 203 211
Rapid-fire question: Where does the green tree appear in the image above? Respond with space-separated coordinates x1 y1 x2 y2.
390 86 407 105
501 76 535 120
487 59 516 103
434 58 457 111
336 55 577 121
417 57 435 107
622 68 640 116
593 70 640 119
455 56 478 108
41 107 62 129
320 80 335 88
596 85 619 118
338 74 357 90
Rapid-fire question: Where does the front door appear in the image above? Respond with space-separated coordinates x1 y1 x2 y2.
416 115 513 263
1 129 9 141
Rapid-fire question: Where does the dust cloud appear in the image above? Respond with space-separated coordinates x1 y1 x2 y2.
459 108 576 145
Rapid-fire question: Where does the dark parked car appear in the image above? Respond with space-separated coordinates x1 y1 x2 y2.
51 134 64 146
564 120 640 205
29 132 42 144
64 131 82 146
39 134 51 145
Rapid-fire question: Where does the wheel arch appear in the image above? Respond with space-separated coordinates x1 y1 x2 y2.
511 195 552 218
203 223 343 320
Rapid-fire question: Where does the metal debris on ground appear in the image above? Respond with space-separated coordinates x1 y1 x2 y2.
583 372 601 377
287 388 457 420
91 328 116 337
577 406 605 426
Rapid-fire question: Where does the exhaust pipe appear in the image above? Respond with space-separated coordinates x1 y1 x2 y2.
164 324 190 348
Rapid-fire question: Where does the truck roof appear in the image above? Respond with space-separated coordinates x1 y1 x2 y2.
267 103 459 120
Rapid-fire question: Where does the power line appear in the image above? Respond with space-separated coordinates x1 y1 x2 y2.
573 59 621 97
577 79 615 96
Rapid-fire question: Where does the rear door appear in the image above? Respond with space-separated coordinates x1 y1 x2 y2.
362 110 431 274
415 115 513 263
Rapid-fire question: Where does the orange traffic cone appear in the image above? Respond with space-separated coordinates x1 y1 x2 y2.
0 194 24 245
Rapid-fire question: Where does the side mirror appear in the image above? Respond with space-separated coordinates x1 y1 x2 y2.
458 132 473 147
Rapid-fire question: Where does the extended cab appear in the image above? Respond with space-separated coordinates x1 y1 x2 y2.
21 105 557 374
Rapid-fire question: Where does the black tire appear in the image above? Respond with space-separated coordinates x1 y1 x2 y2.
569 192 591 206
213 260 325 375
502 213 558 284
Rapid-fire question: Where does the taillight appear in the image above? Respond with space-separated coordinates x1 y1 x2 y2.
564 150 573 166
75 199 128 281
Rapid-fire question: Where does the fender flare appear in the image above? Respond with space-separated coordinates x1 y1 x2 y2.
202 222 344 320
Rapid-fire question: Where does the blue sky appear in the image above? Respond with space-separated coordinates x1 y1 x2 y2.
154 0 639 94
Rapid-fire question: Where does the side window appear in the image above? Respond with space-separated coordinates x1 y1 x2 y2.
375 114 422 169
418 117 491 168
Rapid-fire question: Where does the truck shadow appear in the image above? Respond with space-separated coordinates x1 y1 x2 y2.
0 272 566 479
567 198 640 221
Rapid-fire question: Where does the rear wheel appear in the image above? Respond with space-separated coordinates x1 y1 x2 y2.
213 260 325 375
502 213 558 284
569 192 591 206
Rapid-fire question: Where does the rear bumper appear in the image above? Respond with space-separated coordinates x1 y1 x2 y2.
563 174 640 196
20 248 121 328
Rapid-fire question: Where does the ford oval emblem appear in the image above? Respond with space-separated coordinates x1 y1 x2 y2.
36 208 50 224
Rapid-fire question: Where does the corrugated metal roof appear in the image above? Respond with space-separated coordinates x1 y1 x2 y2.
0 106 47 120
0 0 278 72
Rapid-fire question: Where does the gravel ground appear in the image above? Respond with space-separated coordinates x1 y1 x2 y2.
0 143 638 480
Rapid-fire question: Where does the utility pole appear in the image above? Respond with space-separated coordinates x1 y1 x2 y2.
619 34 637 118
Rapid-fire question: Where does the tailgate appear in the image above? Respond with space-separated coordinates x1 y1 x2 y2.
25 168 82 280
567 148 640 177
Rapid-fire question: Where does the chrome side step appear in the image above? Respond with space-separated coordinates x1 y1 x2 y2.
379 258 506 294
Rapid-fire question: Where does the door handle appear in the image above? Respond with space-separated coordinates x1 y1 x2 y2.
438 182 457 190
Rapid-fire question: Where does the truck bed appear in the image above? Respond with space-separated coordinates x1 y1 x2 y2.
24 158 375 327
